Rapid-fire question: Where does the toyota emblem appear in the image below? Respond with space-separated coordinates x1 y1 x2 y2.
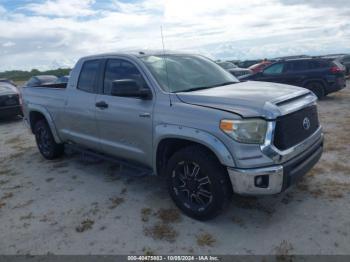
303 117 311 130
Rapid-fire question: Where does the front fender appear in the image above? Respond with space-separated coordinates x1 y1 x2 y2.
153 124 235 171
27 104 62 144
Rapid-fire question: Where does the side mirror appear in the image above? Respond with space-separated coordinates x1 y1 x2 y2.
111 79 151 99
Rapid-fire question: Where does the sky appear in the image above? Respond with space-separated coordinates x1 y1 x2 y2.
0 0 349 71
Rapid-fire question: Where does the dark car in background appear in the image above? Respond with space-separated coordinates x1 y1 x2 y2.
244 58 346 98
236 59 262 68
217 61 253 79
320 54 350 75
0 82 22 118
25 75 58 87
249 60 272 74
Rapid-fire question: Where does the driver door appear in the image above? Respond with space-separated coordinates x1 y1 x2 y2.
95 58 154 167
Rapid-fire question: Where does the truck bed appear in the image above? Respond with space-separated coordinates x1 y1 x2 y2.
21 85 67 127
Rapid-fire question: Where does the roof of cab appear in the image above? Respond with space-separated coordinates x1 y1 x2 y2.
80 50 190 60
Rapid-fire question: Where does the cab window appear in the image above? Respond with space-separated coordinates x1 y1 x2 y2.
103 59 147 95
77 60 100 93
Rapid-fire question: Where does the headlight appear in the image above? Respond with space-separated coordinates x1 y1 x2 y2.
220 119 267 144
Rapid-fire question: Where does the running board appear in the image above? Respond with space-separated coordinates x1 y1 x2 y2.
65 143 153 177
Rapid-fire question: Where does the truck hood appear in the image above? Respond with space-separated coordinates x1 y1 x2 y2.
176 81 313 119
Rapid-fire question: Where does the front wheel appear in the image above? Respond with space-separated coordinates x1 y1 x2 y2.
34 120 64 160
166 145 232 220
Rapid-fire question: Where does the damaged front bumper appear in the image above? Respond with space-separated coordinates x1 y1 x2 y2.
227 132 323 195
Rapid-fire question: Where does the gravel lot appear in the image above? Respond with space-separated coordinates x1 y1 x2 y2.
0 82 349 255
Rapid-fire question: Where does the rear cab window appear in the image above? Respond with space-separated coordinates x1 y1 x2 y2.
77 60 101 93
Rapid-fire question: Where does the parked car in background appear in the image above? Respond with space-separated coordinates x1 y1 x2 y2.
320 54 350 75
22 51 323 220
244 57 346 98
0 78 17 86
25 75 58 87
0 82 22 118
249 60 272 74
54 75 70 84
217 61 253 79
274 55 310 60
236 59 262 68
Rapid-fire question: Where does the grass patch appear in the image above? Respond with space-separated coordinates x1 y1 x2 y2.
4 137 22 145
8 151 26 160
144 222 178 242
274 240 294 255
328 162 350 174
109 197 124 209
196 233 216 247
156 208 182 224
4 185 21 190
76 219 94 233
297 179 350 199
13 199 34 209
0 179 10 185
0 168 15 176
20 212 34 220
142 247 155 256
307 165 326 177
1 192 13 200
141 208 152 222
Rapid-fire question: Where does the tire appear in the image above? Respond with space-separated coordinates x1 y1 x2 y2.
305 82 325 99
34 120 64 160
166 145 232 220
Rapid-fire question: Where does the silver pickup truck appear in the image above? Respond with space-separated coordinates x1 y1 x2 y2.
21 51 323 220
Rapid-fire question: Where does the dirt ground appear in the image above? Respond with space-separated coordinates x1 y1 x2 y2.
0 82 349 255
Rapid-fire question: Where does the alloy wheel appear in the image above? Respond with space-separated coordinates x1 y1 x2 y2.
171 161 213 212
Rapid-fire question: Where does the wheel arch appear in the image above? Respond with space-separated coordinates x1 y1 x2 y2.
302 78 326 89
28 105 62 144
154 124 235 176
302 79 326 98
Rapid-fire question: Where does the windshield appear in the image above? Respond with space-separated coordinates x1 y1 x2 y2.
140 54 239 93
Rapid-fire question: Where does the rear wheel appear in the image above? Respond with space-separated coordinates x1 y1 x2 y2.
166 145 232 220
305 82 325 99
34 120 64 160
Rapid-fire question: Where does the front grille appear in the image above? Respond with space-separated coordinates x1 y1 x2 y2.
0 94 19 107
274 105 319 150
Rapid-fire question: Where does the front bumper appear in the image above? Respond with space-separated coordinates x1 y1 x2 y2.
0 105 22 118
228 133 323 195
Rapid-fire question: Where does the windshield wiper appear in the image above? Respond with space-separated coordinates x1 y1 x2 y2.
177 86 214 93
175 81 238 93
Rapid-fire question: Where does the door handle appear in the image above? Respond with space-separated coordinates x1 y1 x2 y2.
95 101 108 109
139 112 151 118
